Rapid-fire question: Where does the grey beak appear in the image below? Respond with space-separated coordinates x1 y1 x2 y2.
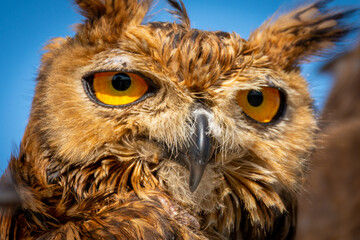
185 112 213 192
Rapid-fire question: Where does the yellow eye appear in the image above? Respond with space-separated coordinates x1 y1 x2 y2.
236 87 285 123
90 72 149 106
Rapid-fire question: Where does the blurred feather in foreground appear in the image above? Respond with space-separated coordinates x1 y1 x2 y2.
298 41 360 240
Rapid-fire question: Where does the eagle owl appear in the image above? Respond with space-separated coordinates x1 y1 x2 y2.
0 0 354 239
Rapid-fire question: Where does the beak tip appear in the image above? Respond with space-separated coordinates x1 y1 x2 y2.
189 181 199 193
188 163 206 192
189 180 199 192
189 186 197 193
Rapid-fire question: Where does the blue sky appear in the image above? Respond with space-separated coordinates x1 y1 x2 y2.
0 0 358 173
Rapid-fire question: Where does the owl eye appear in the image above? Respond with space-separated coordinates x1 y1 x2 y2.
84 71 149 106
236 87 285 123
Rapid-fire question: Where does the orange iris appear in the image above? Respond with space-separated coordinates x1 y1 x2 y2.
92 72 148 106
236 87 282 123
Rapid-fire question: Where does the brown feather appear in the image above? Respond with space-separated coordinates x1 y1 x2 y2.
247 0 357 71
166 0 190 28
0 0 355 239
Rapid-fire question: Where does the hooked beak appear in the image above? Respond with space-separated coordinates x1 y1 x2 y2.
183 111 213 192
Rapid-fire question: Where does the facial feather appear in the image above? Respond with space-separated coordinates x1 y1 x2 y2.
0 0 356 239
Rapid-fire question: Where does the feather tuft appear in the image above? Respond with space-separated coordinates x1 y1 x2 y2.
167 0 190 28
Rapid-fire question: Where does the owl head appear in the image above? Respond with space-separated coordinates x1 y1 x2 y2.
16 0 354 237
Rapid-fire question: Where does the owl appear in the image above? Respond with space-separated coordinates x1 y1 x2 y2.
0 0 354 239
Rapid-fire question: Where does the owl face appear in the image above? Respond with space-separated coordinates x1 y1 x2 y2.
23 0 350 234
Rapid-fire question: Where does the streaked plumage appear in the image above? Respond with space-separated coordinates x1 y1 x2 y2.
0 0 355 239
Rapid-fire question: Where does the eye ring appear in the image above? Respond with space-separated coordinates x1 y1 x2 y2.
82 70 157 108
236 87 286 124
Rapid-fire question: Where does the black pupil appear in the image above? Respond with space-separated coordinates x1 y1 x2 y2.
247 90 263 107
112 73 132 91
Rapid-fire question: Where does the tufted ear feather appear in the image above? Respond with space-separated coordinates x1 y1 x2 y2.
74 0 152 44
247 0 357 71
167 0 190 28
41 37 70 64
75 0 106 19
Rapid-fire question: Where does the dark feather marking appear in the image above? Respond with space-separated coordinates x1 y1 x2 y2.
172 32 182 48
206 50 212 65
75 0 106 19
215 31 231 39
190 30 200 42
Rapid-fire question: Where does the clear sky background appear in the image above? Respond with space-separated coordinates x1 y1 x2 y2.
0 0 359 173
